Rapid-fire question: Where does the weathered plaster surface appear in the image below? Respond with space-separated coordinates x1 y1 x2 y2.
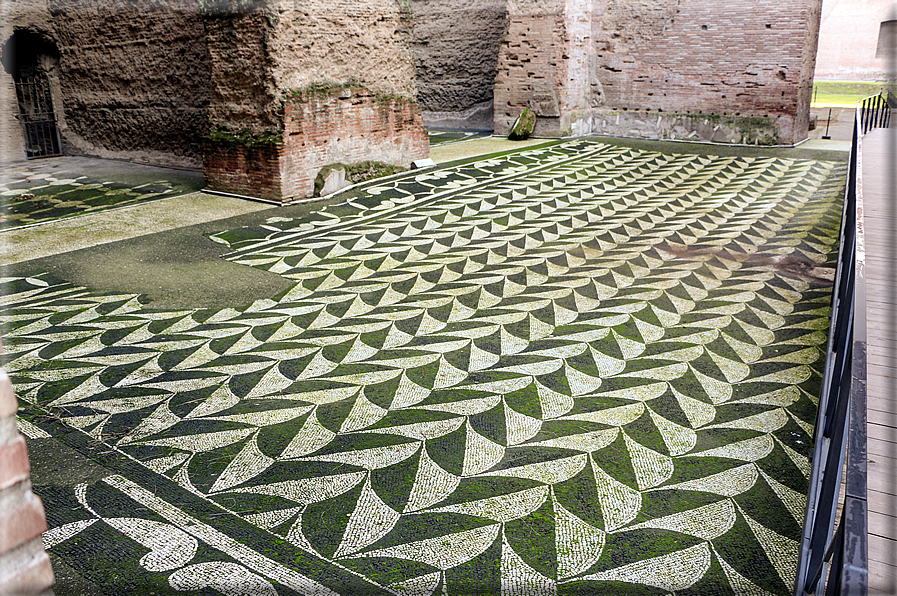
2 0 211 168
411 0 508 129
815 0 894 81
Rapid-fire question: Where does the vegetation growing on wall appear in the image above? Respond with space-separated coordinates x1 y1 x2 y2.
204 125 282 148
287 82 413 105
292 80 361 97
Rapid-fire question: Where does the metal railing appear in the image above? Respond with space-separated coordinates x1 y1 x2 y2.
795 92 893 596
858 90 894 135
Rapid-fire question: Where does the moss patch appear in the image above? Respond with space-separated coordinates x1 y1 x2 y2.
205 125 282 148
509 108 536 140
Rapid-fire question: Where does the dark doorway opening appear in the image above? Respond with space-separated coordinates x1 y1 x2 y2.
876 20 896 59
3 30 62 158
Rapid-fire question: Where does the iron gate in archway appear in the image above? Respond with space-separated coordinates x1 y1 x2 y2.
14 68 62 158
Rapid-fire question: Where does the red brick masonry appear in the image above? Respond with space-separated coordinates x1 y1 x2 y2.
0 369 54 596
494 0 820 145
204 87 429 202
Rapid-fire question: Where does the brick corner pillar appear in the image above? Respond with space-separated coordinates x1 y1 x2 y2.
493 0 592 138
0 366 55 596
279 87 429 199
201 0 429 202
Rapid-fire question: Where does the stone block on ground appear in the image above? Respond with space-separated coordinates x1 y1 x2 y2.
411 158 437 169
508 108 535 140
315 164 350 197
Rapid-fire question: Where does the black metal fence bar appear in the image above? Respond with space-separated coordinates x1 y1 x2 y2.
858 91 894 135
795 129 857 593
793 90 890 595
836 115 869 589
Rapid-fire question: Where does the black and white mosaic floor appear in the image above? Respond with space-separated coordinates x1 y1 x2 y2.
0 159 203 228
426 131 491 147
4 140 846 595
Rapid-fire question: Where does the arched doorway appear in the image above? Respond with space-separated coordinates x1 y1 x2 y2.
2 29 62 158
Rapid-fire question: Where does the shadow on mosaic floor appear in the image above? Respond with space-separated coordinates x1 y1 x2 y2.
1 156 204 228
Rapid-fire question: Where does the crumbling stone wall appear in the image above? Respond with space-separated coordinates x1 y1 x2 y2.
410 0 508 129
202 0 429 201
494 0 578 131
201 1 279 133
49 0 212 167
1 0 212 168
495 0 822 145
4 0 826 168
203 0 420 132
270 0 418 100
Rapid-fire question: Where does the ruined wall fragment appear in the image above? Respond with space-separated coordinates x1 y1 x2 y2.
493 0 570 135
0 365 55 596
202 0 280 132
410 0 508 129
495 0 823 145
269 0 419 100
1 0 212 167
202 0 429 201
204 87 428 200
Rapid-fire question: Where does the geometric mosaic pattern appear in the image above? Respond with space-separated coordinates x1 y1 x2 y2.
427 130 490 147
0 167 201 228
2 140 845 595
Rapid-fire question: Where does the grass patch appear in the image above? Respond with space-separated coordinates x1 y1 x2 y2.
812 80 894 106
205 125 281 148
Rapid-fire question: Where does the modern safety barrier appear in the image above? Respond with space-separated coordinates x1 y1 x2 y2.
795 92 893 596
859 90 894 135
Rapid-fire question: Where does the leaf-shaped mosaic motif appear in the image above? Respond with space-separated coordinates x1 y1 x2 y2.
7 140 846 595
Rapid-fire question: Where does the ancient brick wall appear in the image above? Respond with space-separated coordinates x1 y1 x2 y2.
202 1 429 201
0 367 55 596
202 142 283 201
280 88 429 199
493 0 592 135
495 0 823 145
410 0 508 129
204 87 429 201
